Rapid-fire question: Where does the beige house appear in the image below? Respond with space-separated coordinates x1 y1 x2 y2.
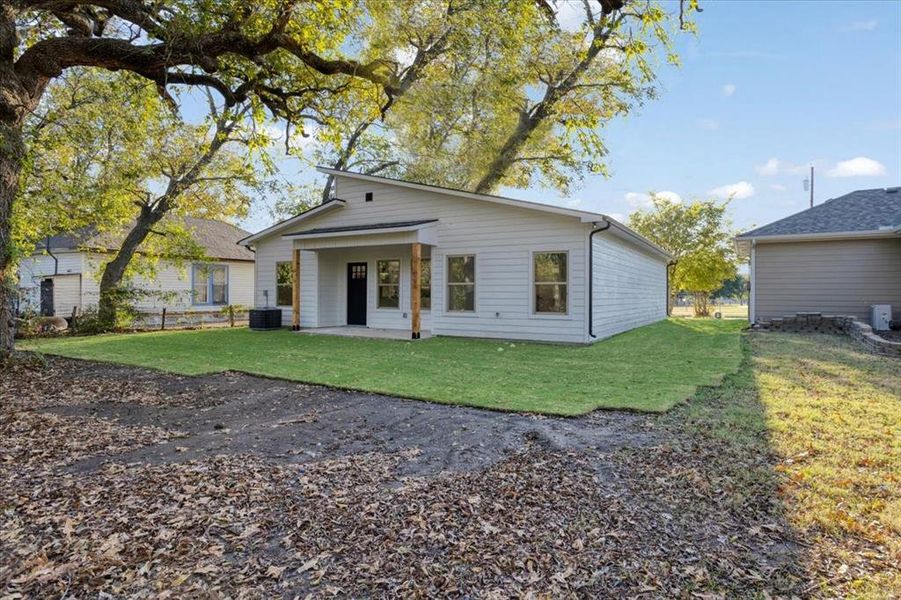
736 187 901 325
17 218 255 321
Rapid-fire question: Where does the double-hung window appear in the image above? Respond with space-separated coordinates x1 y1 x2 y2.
447 255 475 312
276 261 293 306
533 252 567 314
377 259 400 308
192 264 228 306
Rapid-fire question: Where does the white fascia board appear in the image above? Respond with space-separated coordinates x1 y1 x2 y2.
736 229 899 243
318 167 604 222
238 199 346 246
283 222 432 240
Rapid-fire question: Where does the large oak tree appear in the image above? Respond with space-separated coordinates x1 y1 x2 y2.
0 0 409 356
276 0 698 216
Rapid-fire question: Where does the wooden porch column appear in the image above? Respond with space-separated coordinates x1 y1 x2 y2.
292 248 301 331
411 242 421 339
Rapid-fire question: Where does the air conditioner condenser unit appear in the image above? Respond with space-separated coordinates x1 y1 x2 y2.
870 304 892 331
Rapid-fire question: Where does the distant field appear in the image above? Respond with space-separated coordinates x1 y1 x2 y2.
672 304 748 319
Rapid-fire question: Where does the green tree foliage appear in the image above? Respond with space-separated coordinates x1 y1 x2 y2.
629 195 738 317
713 275 748 304
277 0 700 216
16 70 282 327
0 0 411 355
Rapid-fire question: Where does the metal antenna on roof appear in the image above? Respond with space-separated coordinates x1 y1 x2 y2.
802 166 814 208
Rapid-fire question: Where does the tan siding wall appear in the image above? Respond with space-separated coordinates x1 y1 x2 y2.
755 238 901 322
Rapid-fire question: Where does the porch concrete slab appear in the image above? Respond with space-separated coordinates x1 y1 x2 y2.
299 325 432 340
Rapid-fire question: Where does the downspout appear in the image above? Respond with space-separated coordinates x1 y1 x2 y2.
46 236 58 275
666 260 677 316
587 220 611 339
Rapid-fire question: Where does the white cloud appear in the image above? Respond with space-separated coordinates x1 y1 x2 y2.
709 181 755 200
827 156 886 177
564 198 583 208
755 157 808 176
555 2 588 32
722 83 736 97
625 191 682 208
846 20 878 31
696 118 720 131
769 183 787 192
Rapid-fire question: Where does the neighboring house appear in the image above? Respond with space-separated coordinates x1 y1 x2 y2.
18 217 255 319
239 168 672 343
736 187 901 324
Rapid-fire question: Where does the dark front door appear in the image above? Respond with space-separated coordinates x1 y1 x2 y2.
40 279 54 316
347 262 367 326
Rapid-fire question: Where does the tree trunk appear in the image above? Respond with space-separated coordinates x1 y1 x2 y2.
97 203 166 328
692 292 710 317
0 122 23 359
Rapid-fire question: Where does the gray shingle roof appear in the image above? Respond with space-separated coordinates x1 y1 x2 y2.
737 187 901 238
44 217 254 261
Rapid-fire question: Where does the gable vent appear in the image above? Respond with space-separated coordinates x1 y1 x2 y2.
365 192 373 202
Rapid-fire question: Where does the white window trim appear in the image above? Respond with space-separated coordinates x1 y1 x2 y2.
530 250 571 318
446 253 476 313
376 258 402 311
192 263 229 306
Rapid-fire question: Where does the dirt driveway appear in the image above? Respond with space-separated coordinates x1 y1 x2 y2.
1 355 804 597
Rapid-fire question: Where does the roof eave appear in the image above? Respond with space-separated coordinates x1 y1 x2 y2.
735 229 900 243
283 220 438 240
238 199 347 246
317 166 606 222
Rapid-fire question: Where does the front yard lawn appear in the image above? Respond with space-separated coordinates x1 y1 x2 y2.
19 318 743 414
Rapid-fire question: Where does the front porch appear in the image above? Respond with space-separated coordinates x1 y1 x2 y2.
287 220 437 340
298 325 433 340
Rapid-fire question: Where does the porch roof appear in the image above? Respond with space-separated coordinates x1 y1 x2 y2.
283 219 438 238
285 219 439 250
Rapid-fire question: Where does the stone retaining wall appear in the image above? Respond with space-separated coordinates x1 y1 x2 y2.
753 313 901 358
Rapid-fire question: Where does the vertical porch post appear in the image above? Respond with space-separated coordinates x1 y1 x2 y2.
292 248 301 331
411 242 421 339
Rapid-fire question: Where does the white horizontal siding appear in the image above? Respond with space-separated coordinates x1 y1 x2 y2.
248 175 665 343
591 232 667 340
18 252 85 315
51 274 82 316
253 237 318 327
313 245 434 331
329 177 588 343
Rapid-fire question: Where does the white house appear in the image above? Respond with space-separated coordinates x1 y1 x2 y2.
240 169 671 343
18 217 255 320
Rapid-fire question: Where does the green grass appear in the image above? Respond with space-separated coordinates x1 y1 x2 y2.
19 318 743 415
672 332 900 596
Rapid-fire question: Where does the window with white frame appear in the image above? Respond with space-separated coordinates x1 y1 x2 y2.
447 255 475 312
192 264 228 305
533 251 567 314
276 261 293 306
377 259 400 308
420 258 431 310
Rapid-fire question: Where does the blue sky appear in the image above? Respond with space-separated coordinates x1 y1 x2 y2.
239 0 901 234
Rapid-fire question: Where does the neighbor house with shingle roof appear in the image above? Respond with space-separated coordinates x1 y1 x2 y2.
735 187 901 325
17 217 255 320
